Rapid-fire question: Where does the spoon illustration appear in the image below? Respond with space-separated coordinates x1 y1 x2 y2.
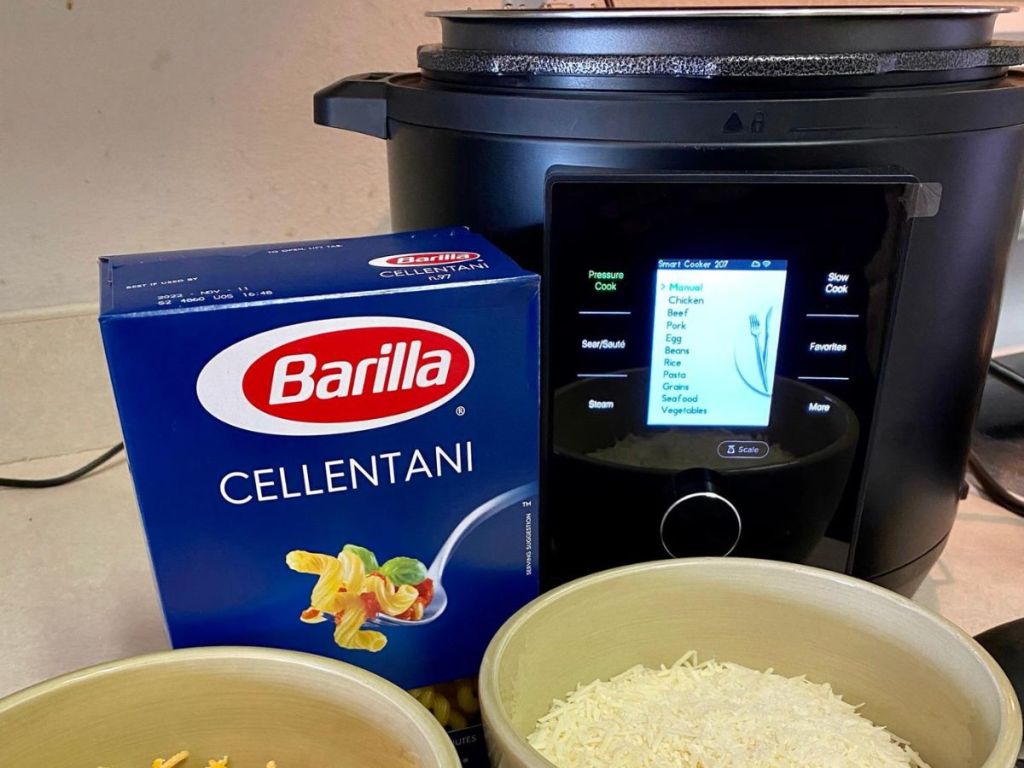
372 482 538 628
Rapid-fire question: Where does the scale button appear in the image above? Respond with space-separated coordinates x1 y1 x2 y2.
717 440 769 459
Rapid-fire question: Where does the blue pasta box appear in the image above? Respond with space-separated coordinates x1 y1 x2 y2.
99 228 539 763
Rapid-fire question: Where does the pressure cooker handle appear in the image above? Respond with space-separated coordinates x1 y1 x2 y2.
314 73 394 139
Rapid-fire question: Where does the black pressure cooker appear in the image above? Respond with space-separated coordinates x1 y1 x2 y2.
314 5 1024 596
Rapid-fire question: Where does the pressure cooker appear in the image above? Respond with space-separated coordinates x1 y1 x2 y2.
314 5 1024 595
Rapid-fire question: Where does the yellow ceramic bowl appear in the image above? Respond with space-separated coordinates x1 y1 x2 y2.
0 646 460 768
480 558 1022 768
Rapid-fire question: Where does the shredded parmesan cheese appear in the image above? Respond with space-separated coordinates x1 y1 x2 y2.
527 652 932 768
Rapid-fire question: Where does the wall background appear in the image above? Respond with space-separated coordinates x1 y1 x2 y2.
1 0 1023 464
1 0 447 315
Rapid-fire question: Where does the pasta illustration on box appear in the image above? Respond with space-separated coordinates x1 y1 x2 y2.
287 545 433 652
286 482 539 653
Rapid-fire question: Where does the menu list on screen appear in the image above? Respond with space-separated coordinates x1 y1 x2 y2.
647 258 788 427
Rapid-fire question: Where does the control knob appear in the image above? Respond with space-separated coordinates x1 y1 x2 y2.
660 491 742 558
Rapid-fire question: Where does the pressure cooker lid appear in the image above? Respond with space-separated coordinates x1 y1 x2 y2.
418 5 1024 85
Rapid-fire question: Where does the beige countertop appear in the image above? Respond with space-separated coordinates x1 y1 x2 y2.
1 448 1023 698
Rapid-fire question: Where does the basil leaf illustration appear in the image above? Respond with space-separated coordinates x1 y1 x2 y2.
379 556 427 586
343 544 379 572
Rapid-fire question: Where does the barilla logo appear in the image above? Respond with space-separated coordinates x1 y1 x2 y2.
196 317 475 435
368 251 480 268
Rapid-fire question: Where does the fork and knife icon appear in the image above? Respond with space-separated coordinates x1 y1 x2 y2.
748 307 774 394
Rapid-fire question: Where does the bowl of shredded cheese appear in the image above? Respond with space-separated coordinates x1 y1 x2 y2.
479 558 1022 768
0 646 460 768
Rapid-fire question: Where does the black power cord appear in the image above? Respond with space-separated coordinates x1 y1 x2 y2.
968 449 1024 518
0 443 125 489
966 355 1024 518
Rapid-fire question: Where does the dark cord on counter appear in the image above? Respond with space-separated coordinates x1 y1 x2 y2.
0 443 125 489
968 449 1024 518
967 356 1024 518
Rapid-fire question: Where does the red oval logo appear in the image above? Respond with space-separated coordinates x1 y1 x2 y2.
197 319 475 435
241 326 472 425
368 251 481 268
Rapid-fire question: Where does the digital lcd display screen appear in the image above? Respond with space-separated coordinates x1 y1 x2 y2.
647 258 788 427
